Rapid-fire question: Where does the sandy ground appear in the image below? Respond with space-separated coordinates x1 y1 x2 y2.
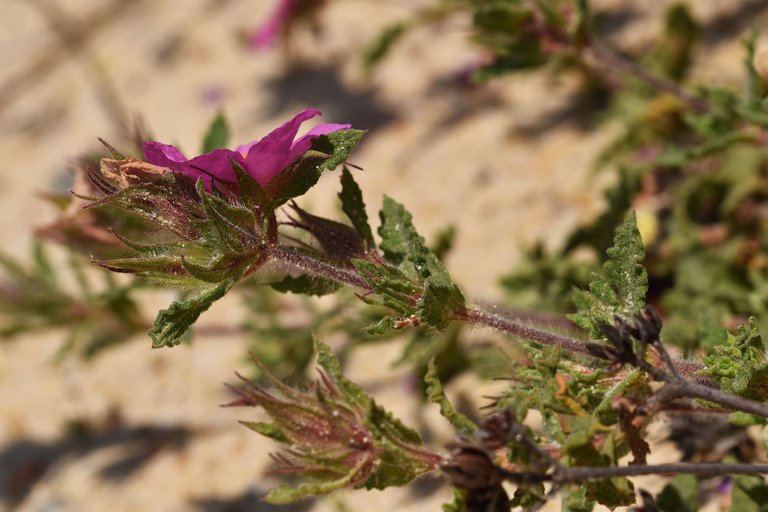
1 0 767 511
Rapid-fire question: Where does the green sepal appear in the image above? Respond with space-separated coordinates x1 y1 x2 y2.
200 111 230 153
240 421 289 443
270 274 342 297
339 167 375 250
149 272 242 348
266 472 361 505
424 359 476 433
181 256 245 284
315 340 434 488
195 180 257 255
230 159 269 212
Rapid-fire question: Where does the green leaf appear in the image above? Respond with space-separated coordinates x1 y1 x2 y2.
339 167 375 250
270 274 342 297
424 359 476 433
200 111 230 153
441 489 468 512
378 196 416 268
733 474 768 512
265 130 364 207
569 212 648 338
656 474 698 512
363 22 409 72
375 197 464 330
314 129 365 173
149 274 241 348
701 317 768 400
561 487 595 512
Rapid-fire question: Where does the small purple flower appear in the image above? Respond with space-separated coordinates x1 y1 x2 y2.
143 109 349 191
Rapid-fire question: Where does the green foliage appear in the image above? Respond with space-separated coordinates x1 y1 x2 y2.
0 243 145 357
150 272 243 348
424 359 477 433
200 111 230 153
701 318 768 401
733 475 768 512
569 212 648 338
441 489 468 512
655 474 698 512
266 129 365 207
360 196 464 331
339 167 375 251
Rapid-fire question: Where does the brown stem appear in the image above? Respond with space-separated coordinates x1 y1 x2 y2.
585 43 710 113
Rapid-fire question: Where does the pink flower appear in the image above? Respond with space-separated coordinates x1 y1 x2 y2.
250 0 327 51
143 109 349 191
251 0 296 50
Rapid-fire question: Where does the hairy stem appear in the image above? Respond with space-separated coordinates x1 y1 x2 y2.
458 305 703 377
271 245 371 291
457 305 595 356
585 43 710 113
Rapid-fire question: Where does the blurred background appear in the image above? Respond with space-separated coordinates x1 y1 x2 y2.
1 0 767 510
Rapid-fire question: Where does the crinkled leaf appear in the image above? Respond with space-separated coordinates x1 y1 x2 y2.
200 111 230 153
352 259 421 315
701 317 768 400
266 130 364 207
374 197 464 330
561 487 595 512
339 167 375 250
569 212 648 338
150 273 242 348
424 359 476 433
313 129 365 172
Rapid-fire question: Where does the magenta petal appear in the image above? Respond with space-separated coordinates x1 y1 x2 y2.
143 141 187 167
251 0 296 50
243 109 322 184
185 149 244 187
288 122 352 160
